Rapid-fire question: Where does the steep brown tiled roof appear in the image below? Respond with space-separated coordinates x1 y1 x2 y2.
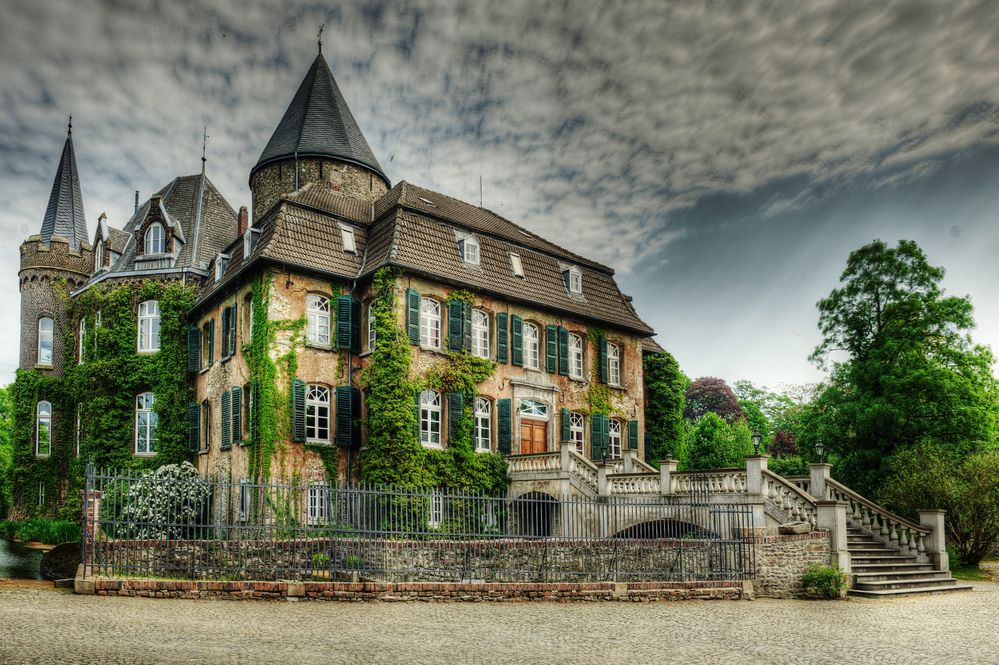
258 202 366 277
106 227 130 254
641 337 665 354
283 182 372 225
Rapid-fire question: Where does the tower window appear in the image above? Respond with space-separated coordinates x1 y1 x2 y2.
78 317 86 365
137 300 161 352
37 317 54 366
35 401 52 457
144 222 165 255
135 392 157 456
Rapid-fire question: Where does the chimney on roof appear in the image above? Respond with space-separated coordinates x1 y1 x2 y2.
237 206 249 236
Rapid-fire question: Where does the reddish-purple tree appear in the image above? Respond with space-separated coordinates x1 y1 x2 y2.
684 377 743 423
769 430 798 457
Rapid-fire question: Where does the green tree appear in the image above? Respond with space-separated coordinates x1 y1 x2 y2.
809 239 999 495
686 412 753 470
643 351 687 464
0 385 12 518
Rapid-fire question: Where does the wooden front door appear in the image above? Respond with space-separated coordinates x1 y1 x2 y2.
519 419 548 454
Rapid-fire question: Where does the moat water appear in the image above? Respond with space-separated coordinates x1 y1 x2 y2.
0 538 44 579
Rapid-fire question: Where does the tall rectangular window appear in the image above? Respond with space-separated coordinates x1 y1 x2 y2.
474 398 491 452
420 299 441 349
307 294 331 347
428 489 445 529
135 392 158 455
37 317 53 366
523 322 539 369
307 483 329 525
608 419 622 459
420 390 441 447
78 317 86 365
367 302 377 352
608 342 621 386
570 412 584 455
137 300 161 352
568 333 584 379
201 400 211 452
306 385 330 444
472 309 490 358
35 401 51 457
201 320 213 369
238 479 251 521
75 403 82 457
340 226 357 254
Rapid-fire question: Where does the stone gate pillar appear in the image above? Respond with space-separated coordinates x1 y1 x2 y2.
79 488 102 575
815 500 851 575
919 510 948 570
809 463 832 500
658 459 677 496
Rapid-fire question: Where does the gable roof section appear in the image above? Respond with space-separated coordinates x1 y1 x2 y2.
40 134 88 249
251 53 388 187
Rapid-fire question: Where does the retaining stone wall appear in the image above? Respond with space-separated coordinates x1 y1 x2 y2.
753 531 831 598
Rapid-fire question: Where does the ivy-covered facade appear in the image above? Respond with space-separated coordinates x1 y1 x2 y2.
13 51 667 517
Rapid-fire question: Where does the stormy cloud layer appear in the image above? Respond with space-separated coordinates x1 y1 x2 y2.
1 0 997 385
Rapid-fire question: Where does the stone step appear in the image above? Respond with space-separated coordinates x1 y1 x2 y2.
853 576 961 592
848 584 974 598
850 554 919 563
848 547 904 555
853 570 952 583
851 562 936 574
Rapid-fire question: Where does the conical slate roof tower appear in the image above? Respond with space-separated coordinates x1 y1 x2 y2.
40 122 87 248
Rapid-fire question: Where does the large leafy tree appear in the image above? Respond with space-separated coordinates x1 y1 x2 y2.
685 412 753 470
643 351 687 464
684 377 743 423
0 385 11 518
809 239 999 495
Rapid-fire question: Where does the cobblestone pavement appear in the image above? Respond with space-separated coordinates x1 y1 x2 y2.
1 581 997 664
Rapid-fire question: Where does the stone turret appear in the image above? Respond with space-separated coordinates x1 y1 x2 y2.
249 52 390 223
19 123 92 375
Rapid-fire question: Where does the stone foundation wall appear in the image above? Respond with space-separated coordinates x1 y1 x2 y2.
753 531 832 598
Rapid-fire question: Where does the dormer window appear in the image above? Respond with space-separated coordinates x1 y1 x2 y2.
145 222 165 255
243 228 261 257
510 253 524 278
214 253 230 283
563 266 583 294
94 239 104 271
340 225 357 254
460 236 480 265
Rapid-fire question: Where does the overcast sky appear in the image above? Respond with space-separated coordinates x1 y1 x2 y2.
1 0 997 389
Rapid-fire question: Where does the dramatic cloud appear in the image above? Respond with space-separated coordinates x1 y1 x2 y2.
1 0 998 385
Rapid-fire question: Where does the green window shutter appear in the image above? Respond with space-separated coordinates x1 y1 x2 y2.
557 327 569 376
207 319 214 364
447 391 463 442
188 402 200 452
220 308 229 358
598 335 608 384
560 408 570 442
628 419 638 450
447 300 463 352
231 387 242 445
590 414 606 461
545 325 558 373
497 398 512 455
187 325 200 372
511 315 523 366
350 299 361 353
230 302 238 356
291 378 306 443
221 390 231 448
496 313 509 363
406 289 421 345
336 385 359 447
462 303 473 352
643 431 653 462
336 295 353 351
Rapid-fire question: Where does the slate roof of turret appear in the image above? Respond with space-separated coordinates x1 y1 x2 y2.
251 53 388 187
40 132 88 249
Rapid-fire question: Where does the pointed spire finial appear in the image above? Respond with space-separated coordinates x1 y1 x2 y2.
201 126 209 171
318 23 325 54
68 114 72 136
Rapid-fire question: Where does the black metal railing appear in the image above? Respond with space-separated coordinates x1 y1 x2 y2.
82 464 756 583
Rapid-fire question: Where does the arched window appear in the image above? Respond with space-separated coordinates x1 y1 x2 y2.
420 299 441 349
608 419 622 459
568 333 584 379
607 343 621 386
474 398 491 452
35 401 52 457
523 322 540 370
137 300 160 352
94 239 104 271
419 390 441 447
37 317 54 366
144 222 165 255
135 392 157 455
306 385 330 444
306 294 331 347
472 309 490 359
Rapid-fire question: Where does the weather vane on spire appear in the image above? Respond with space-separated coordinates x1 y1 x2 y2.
68 114 72 136
201 126 209 169
318 23 325 54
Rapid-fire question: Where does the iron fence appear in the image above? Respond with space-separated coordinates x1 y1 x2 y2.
82 464 756 583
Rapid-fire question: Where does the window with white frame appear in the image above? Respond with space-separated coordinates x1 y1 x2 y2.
145 222 165 254
420 299 441 349
78 317 86 365
474 398 491 452
608 419 622 459
307 483 330 525
75 403 82 457
462 236 480 265
568 333 583 379
607 342 621 386
471 309 489 358
419 390 441 447
340 225 357 254
567 267 582 294
523 322 539 369
200 400 211 451
35 401 51 457
428 489 445 529
518 399 548 418
94 239 104 272
306 384 330 444
137 300 160 352
37 482 45 508
509 252 524 278
306 294 331 347
367 302 376 352
135 392 157 455
569 412 585 455
37 317 53 366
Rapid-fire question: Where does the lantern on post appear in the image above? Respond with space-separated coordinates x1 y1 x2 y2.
815 440 826 464
751 430 762 456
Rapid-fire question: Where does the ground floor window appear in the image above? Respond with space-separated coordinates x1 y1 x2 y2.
428 489 445 529
420 390 441 447
307 483 330 525
569 412 584 455
135 392 157 455
474 398 491 452
608 419 622 459
238 479 251 521
306 384 330 444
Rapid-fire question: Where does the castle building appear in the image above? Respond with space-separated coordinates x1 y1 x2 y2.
12 51 663 517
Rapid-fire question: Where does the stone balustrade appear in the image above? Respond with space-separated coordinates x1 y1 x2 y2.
671 470 748 495
607 474 661 495
762 470 817 528
506 452 562 475
824 477 929 557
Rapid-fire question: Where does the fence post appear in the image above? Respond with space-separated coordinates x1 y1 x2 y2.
918 509 948 570
79 486 103 577
815 500 851 577
597 466 609 496
809 463 832 500
658 458 677 496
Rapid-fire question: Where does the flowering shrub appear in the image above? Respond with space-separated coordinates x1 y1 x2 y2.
117 462 211 539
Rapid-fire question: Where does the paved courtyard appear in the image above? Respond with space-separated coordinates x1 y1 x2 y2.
0 581 996 664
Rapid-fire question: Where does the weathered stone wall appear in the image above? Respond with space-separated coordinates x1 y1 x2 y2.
753 531 832 598
251 158 389 223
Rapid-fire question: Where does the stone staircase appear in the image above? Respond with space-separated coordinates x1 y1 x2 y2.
847 525 972 597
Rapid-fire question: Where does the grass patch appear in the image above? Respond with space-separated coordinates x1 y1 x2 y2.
951 566 992 582
0 519 81 545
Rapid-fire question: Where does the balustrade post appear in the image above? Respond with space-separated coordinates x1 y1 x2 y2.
560 441 571 472
815 500 851 577
658 458 677 496
597 466 609 497
622 449 636 473
745 455 768 496
918 509 948 570
809 463 832 500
